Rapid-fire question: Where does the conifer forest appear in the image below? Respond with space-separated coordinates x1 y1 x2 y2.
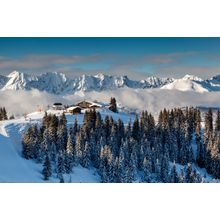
22 106 220 183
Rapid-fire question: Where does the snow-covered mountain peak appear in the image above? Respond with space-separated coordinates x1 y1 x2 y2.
7 70 21 78
1 71 220 94
3 71 37 91
182 74 203 81
94 73 105 79
161 74 209 93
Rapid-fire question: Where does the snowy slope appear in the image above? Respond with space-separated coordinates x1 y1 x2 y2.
0 119 100 183
161 74 212 93
0 121 41 182
0 74 9 89
0 109 135 182
0 108 219 183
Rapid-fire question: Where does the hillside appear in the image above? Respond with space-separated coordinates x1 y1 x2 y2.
0 107 219 183
0 109 135 182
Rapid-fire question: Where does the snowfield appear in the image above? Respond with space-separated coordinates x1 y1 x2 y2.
0 109 135 183
0 108 219 183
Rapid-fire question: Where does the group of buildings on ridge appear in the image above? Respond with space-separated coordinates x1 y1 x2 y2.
52 100 109 114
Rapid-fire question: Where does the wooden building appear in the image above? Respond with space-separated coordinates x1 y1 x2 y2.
67 106 81 114
76 100 103 109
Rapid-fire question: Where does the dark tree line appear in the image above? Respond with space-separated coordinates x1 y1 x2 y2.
0 107 8 121
22 107 220 182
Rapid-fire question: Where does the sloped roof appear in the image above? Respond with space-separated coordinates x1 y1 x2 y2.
67 106 81 111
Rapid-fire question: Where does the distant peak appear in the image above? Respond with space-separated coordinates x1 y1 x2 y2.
8 70 21 77
95 73 105 78
182 74 202 81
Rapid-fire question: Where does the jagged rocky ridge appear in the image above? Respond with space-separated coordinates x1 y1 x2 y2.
1 70 220 94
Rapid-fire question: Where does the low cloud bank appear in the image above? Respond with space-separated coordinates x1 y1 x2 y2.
1 88 220 117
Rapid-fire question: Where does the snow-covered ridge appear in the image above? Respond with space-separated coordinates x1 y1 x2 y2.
2 71 220 94
0 71 174 94
161 74 220 93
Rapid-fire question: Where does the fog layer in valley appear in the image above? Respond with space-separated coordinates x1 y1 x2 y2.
1 88 220 117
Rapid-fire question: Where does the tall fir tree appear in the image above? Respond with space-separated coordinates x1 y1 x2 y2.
42 154 52 180
169 163 179 183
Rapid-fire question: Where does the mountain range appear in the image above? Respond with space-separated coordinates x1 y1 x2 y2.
1 70 220 94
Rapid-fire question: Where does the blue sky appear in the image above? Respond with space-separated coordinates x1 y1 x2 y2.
1 37 220 79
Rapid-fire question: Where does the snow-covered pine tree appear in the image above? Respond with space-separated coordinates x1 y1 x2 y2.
40 128 50 162
22 128 32 159
59 174 64 183
215 110 220 135
99 145 114 183
179 168 185 183
109 122 119 157
57 152 65 178
195 109 206 168
117 118 125 146
81 141 91 168
169 162 179 183
42 153 52 181
204 108 213 143
160 152 169 183
132 115 140 141
59 112 67 127
48 114 59 143
125 121 132 139
116 144 126 182
22 126 39 160
56 123 68 152
205 138 214 174
209 134 220 178
185 163 193 183
64 132 74 173
155 158 161 182
142 157 152 183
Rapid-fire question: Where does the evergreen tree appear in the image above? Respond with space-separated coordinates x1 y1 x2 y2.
116 145 126 182
59 174 64 183
109 97 118 113
204 108 213 143
0 107 8 120
160 153 169 183
169 163 179 183
132 115 140 141
57 152 65 178
81 141 91 168
65 133 74 173
155 159 161 182
185 163 193 183
42 154 52 180
179 168 185 183
57 123 68 152
142 157 152 183
215 110 220 135
195 109 205 167
99 145 114 183
22 127 32 159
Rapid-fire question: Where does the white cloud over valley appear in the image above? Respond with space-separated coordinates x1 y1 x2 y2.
1 88 220 118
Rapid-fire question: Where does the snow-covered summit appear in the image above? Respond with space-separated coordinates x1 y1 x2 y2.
3 71 37 91
0 71 174 94
2 71 220 94
161 74 213 93
182 74 203 81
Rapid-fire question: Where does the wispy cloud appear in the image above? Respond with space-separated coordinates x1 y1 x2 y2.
0 50 219 79
0 54 106 75
144 51 196 64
